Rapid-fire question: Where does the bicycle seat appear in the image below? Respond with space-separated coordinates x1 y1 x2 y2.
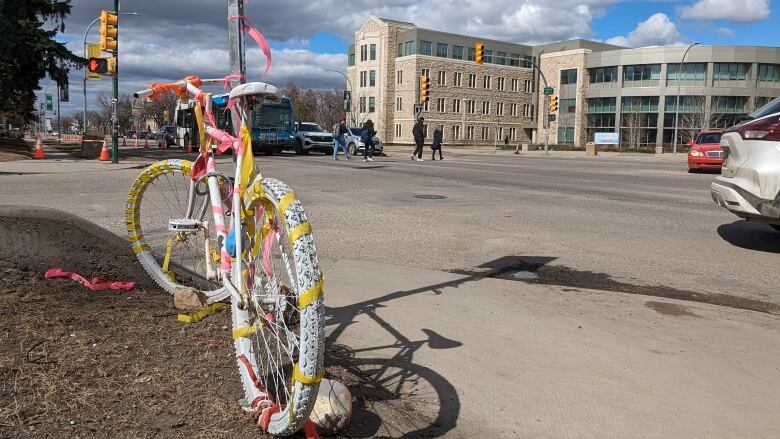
229 82 279 101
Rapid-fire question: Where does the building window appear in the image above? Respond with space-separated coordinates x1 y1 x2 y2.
497 127 503 139
395 123 402 138
623 64 661 82
484 49 493 64
467 47 476 62
560 98 576 113
369 44 376 60
622 96 659 112
481 126 490 139
453 72 462 87
452 99 461 113
558 127 575 144
468 74 476 88
511 78 519 92
508 127 517 140
522 104 535 118
482 101 490 115
349 53 355 67
359 71 367 87
466 100 475 114
511 103 518 116
588 97 617 113
423 124 429 138
757 64 780 85
497 77 505 91
437 70 446 85
396 97 402 112
667 63 706 83
359 97 366 113
452 45 463 60
587 98 616 131
466 125 475 140
419 40 432 56
496 102 504 116
401 41 414 56
483 75 491 89
714 63 748 81
397 43 402 57
423 100 429 112
524 80 533 93
453 125 461 140
397 70 403 85
421 68 430 78
589 66 618 83
436 43 448 58
368 97 375 113
360 45 367 62
560 69 577 85
509 53 521 67
496 51 506 65
369 70 376 87
437 98 446 112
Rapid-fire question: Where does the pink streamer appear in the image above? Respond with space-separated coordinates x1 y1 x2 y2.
44 268 136 291
228 15 272 78
223 73 245 90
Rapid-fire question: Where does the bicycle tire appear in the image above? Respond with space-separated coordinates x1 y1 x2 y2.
126 159 228 301
233 177 324 436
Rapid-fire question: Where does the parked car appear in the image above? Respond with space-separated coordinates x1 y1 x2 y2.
687 130 723 172
711 96 780 231
160 125 177 146
344 127 383 156
293 122 333 154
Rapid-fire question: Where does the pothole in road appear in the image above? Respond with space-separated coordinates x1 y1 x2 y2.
449 256 780 315
414 194 447 200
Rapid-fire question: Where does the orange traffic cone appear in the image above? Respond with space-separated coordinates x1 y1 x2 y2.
33 137 46 159
98 139 111 161
144 138 149 148
158 139 165 149
134 136 140 148
186 138 193 153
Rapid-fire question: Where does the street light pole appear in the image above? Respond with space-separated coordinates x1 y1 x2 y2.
326 69 354 124
673 42 700 157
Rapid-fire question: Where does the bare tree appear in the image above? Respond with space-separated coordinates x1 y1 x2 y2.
621 108 643 150
146 91 180 130
676 96 730 145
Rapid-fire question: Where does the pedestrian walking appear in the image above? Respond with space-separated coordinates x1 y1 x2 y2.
362 119 376 162
332 117 350 160
504 134 509 149
411 117 425 161
431 126 444 160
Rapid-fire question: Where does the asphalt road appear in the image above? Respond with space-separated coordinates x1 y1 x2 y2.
1 146 778 306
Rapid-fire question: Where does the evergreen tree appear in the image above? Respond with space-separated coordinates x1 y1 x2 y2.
0 0 84 123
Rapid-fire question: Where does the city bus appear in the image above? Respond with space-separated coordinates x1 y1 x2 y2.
209 93 296 155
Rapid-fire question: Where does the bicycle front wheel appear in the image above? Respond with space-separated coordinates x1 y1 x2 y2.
233 177 324 436
125 159 228 301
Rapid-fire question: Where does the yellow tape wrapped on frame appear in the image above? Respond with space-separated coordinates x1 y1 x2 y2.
177 303 229 324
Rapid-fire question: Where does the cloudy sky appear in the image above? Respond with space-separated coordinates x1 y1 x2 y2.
43 0 777 117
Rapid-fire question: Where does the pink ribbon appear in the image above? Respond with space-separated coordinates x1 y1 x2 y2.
223 73 245 90
228 15 272 78
44 268 136 291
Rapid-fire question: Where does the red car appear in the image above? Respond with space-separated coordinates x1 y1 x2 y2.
687 130 724 172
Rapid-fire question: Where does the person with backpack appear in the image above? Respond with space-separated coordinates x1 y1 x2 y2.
430 126 444 160
362 119 376 162
411 117 425 161
332 117 350 160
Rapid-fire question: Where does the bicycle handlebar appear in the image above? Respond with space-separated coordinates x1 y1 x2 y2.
133 77 227 99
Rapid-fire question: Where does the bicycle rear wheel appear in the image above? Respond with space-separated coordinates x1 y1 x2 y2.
125 159 228 301
233 177 324 436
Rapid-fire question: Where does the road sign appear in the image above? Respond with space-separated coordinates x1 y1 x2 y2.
343 91 351 112
543 86 554 95
45 94 52 111
548 114 556 121
413 103 423 119
59 83 69 102
594 132 619 144
87 43 102 80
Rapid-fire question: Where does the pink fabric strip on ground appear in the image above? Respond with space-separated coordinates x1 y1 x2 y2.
44 268 135 291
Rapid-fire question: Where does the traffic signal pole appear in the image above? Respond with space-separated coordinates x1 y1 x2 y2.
111 0 119 163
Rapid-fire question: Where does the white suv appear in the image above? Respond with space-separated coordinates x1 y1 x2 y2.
293 122 333 155
711 96 780 231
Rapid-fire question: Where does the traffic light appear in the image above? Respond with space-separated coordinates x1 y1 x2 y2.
475 42 485 64
87 57 109 74
107 57 117 76
419 75 430 103
100 10 118 52
549 95 559 113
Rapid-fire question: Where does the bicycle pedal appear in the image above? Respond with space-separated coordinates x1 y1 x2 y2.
168 218 200 232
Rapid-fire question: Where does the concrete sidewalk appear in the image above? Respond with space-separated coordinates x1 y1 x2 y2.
324 259 780 438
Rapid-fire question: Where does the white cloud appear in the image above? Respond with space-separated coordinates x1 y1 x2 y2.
678 0 770 23
606 13 682 47
716 27 734 38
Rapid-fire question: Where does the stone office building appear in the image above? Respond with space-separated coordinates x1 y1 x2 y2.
346 16 780 149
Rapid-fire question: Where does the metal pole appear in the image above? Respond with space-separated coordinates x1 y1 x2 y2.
110 0 120 163
83 16 99 133
673 42 700 157
227 0 246 86
57 84 61 136
325 69 354 123
522 57 550 155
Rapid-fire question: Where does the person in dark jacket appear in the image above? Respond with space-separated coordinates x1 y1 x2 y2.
411 117 425 161
430 126 443 160
362 119 376 162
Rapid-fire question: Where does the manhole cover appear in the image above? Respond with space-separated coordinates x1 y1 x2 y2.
414 194 447 200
